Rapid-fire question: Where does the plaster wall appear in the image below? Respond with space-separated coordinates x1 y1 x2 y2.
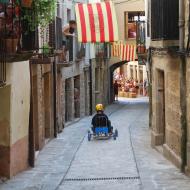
9 61 30 146
0 61 30 178
114 0 145 41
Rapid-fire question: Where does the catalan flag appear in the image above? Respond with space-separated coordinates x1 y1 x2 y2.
120 44 136 61
111 42 136 61
111 41 121 57
75 1 118 43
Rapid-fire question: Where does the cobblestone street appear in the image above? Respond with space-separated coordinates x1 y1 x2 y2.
1 97 190 190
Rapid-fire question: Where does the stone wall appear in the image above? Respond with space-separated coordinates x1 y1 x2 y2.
151 50 181 168
91 58 109 113
61 60 90 123
186 57 190 174
31 63 55 152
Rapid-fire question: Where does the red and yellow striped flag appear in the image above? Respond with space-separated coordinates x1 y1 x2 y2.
120 44 136 61
75 1 118 43
111 42 121 57
111 42 136 61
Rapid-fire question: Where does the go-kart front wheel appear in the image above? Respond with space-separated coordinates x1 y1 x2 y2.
115 129 118 137
113 129 118 140
88 131 91 141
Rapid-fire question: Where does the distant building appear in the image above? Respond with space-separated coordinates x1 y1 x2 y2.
109 0 146 101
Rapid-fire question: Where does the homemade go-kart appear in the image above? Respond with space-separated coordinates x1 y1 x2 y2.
88 115 118 141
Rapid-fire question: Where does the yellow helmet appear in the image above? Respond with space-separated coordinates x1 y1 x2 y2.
96 104 104 111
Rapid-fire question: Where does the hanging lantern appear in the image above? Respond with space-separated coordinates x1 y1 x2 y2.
21 0 33 8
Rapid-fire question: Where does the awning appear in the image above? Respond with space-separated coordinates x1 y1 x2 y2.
75 1 118 43
111 42 136 62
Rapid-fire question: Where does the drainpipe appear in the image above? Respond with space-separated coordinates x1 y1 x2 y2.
179 0 187 172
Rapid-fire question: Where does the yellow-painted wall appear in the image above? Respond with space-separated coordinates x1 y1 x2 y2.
9 61 30 145
0 61 31 147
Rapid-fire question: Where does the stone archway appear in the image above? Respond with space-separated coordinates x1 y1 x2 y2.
109 61 128 103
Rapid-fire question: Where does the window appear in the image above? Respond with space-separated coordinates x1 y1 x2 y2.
125 12 145 40
151 0 179 40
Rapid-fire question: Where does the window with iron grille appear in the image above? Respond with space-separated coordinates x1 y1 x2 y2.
151 0 179 41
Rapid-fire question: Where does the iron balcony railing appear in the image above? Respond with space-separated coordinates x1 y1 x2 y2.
0 1 37 60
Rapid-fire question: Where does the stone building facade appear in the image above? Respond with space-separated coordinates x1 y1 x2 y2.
0 0 110 179
148 0 190 175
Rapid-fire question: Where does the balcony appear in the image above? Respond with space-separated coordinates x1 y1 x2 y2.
30 47 55 65
0 2 39 63
56 38 85 68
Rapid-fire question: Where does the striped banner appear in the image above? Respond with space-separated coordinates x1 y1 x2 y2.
120 44 136 61
111 42 121 57
111 42 136 61
75 1 118 43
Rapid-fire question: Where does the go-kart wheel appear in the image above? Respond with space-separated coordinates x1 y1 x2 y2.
115 129 118 137
88 132 91 141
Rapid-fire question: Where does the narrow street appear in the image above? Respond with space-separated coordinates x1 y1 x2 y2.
0 98 190 190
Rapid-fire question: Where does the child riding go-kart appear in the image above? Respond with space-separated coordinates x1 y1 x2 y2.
88 104 118 141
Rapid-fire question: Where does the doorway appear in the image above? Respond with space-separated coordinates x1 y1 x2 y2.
74 76 80 118
156 69 165 144
65 78 73 122
44 72 53 139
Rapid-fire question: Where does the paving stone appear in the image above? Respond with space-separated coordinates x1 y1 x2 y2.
1 97 190 190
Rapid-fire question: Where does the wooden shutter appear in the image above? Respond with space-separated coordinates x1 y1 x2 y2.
151 0 179 40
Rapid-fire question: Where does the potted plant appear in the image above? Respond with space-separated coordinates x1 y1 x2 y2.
2 4 19 54
22 0 56 32
137 43 141 54
42 43 51 57
21 0 33 8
